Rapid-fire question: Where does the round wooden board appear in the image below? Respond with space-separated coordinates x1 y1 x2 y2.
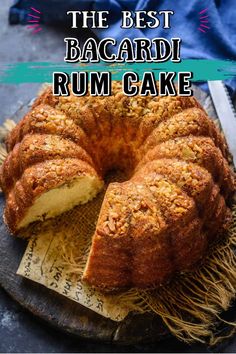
0 199 169 344
0 86 233 345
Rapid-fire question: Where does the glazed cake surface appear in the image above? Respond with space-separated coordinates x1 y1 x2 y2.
1 82 235 291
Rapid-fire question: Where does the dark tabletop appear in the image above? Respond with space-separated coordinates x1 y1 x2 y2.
1 0 236 352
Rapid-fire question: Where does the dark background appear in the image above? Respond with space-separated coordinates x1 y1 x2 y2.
1 0 236 352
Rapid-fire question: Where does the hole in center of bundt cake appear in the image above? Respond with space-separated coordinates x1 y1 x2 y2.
104 169 129 184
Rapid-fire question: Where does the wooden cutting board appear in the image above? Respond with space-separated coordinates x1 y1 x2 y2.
0 86 234 345
0 197 169 344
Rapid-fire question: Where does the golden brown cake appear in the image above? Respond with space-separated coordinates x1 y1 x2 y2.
1 82 235 292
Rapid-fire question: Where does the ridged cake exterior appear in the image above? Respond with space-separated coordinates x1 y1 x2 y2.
1 82 235 291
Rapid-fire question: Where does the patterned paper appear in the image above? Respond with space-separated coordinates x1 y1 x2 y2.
17 230 129 322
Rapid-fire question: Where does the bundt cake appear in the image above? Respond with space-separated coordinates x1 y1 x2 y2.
1 81 235 292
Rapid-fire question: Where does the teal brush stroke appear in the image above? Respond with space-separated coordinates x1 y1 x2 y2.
0 59 235 84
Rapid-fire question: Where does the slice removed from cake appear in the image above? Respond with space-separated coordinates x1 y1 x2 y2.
4 158 104 233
